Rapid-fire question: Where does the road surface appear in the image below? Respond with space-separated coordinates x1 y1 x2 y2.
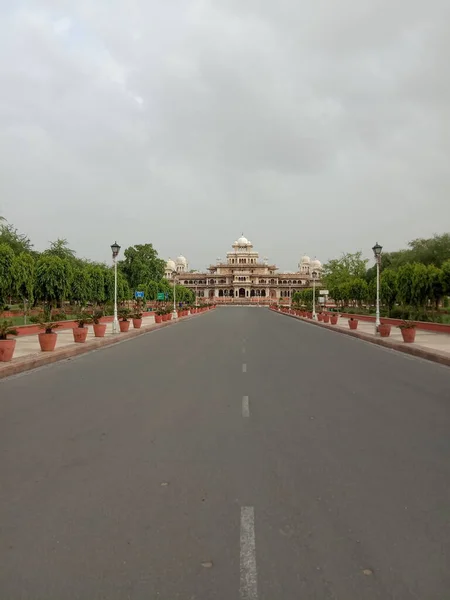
1 307 450 599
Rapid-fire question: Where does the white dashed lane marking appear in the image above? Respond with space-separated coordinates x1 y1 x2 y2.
240 506 258 600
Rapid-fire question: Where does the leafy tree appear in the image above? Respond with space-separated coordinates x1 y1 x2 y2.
442 260 450 296
120 244 165 290
12 252 35 304
68 265 92 306
323 252 368 289
408 233 450 267
35 255 72 308
348 278 368 306
0 223 33 255
396 263 430 309
44 238 76 261
380 269 398 314
104 267 129 303
87 264 107 305
427 265 444 309
0 243 15 304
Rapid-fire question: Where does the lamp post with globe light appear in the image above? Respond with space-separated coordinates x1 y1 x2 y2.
111 241 121 333
172 271 178 319
372 242 383 333
311 270 318 319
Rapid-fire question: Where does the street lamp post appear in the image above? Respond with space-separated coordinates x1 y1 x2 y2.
312 270 318 319
373 242 383 333
172 271 178 319
111 241 121 333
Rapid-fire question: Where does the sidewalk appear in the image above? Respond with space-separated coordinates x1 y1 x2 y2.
0 313 197 380
275 311 450 367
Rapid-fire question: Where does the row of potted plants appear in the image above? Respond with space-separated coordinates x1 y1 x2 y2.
270 305 418 343
0 303 218 363
0 306 143 362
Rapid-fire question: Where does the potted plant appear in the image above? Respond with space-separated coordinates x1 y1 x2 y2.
398 320 416 342
378 323 391 337
37 319 60 351
133 306 142 329
118 308 131 332
348 317 358 330
317 313 324 322
154 309 163 324
92 309 107 337
330 314 339 325
323 313 330 323
73 312 90 343
0 320 18 362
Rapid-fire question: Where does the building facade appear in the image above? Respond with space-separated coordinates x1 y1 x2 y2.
165 236 322 303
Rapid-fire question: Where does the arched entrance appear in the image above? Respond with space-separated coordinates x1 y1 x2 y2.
261 290 266 297
250 290 255 297
239 288 246 298
219 290 224 297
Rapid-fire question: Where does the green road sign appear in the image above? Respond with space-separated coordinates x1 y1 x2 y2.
157 292 165 301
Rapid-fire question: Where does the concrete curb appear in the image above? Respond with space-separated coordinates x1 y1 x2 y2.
272 310 450 368
0 312 207 381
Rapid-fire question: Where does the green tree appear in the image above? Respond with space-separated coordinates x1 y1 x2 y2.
348 278 368 306
380 269 397 314
44 238 76 261
12 252 35 304
442 260 450 296
87 264 107 305
35 255 72 308
120 244 165 290
323 252 368 289
396 263 430 309
408 233 450 267
68 265 93 306
0 243 15 304
0 223 33 255
427 265 444 309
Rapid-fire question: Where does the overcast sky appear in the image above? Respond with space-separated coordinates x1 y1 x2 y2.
1 0 449 271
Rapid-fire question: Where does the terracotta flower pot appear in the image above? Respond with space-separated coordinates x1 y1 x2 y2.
73 327 88 343
119 320 130 332
155 315 162 324
348 319 358 330
323 314 330 323
0 339 16 362
133 318 142 329
400 327 416 343
38 332 57 352
93 323 107 337
167 313 172 321
330 315 338 325
317 313 323 321
378 324 391 337
162 314 168 322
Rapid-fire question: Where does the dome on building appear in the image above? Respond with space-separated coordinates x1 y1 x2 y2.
301 255 311 264
176 255 187 265
166 259 176 271
237 235 250 245
311 259 322 269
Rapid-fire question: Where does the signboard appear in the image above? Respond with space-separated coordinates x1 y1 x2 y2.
157 292 165 301
319 290 329 295
318 297 325 304
135 291 144 299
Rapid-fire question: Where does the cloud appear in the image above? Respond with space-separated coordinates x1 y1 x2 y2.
1 0 449 268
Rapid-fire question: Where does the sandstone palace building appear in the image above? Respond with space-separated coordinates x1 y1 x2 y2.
165 236 322 303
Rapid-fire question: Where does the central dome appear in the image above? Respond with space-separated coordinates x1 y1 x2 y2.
237 235 250 245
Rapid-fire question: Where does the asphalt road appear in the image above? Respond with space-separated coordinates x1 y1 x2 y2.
1 308 450 599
